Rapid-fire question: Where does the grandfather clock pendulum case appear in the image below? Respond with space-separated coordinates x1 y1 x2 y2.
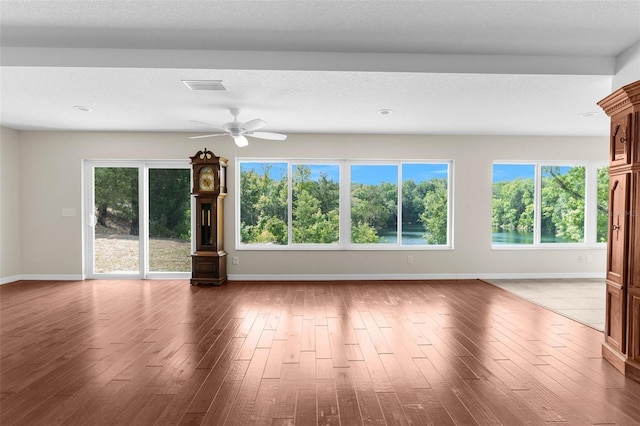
190 149 228 285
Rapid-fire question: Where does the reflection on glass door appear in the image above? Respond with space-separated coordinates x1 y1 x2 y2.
148 168 191 272
93 167 141 274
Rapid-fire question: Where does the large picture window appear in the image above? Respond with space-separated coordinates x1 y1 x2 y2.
492 162 607 247
239 162 288 245
403 163 450 245
237 159 452 249
292 164 340 244
540 165 585 243
492 164 535 244
350 164 398 244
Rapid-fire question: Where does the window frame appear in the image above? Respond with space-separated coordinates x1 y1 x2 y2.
236 158 454 251
491 161 607 250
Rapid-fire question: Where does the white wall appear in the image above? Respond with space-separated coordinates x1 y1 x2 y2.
0 127 22 283
13 130 608 281
614 40 640 90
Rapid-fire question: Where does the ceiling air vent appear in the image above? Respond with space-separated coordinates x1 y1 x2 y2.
182 80 226 91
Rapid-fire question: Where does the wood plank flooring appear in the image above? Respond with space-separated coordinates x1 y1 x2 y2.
2 279 640 425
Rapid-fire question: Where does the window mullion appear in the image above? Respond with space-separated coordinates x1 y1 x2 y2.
534 163 541 245
288 162 293 246
141 165 149 277
397 162 403 246
342 161 351 247
585 164 593 246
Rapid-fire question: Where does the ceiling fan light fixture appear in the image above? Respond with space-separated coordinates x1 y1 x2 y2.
233 135 249 147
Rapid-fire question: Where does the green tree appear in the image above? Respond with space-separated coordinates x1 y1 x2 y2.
293 190 340 243
597 166 609 243
350 181 399 243
420 178 448 244
292 165 339 244
351 222 379 243
148 169 190 240
310 171 340 215
541 166 585 242
240 164 288 244
492 178 534 232
351 183 397 232
402 179 431 225
94 167 139 235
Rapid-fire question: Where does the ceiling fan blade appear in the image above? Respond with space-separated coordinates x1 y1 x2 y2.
189 133 226 139
189 120 225 132
248 131 287 141
233 135 249 147
242 119 266 132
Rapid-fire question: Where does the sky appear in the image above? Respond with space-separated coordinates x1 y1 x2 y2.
492 164 535 183
492 164 577 183
241 162 449 185
242 162 580 185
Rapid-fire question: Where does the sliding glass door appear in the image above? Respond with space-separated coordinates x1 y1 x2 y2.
86 161 191 278
148 168 191 273
93 166 141 274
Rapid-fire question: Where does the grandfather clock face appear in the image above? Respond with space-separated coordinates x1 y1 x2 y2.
198 167 216 192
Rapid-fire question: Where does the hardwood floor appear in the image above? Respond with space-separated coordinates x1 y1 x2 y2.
2 279 640 425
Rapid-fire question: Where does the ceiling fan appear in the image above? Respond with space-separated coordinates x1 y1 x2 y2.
189 108 287 147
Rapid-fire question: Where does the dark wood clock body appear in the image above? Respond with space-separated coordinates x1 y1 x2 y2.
598 80 640 382
190 149 228 286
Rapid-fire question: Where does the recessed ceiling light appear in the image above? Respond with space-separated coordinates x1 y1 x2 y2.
579 111 598 118
378 108 393 116
73 106 92 112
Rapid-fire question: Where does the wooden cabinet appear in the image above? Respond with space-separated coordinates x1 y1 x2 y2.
189 149 228 285
598 80 640 382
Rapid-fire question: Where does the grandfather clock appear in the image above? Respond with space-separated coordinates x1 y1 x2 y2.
597 80 640 382
190 149 228 285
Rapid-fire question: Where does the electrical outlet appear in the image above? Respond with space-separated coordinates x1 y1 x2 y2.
232 256 239 265
578 256 583 263
407 255 413 264
587 255 593 263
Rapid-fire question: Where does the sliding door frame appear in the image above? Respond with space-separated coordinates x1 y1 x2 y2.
83 159 192 279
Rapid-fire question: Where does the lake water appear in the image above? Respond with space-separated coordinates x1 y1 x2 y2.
378 224 428 245
492 229 578 244
375 227 580 245
492 229 534 244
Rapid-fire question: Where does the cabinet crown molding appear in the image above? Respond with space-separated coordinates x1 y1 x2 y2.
598 80 640 117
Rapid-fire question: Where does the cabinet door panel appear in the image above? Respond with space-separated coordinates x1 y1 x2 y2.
607 173 630 284
605 280 626 352
610 113 631 166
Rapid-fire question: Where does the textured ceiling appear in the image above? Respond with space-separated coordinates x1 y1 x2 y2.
1 0 639 137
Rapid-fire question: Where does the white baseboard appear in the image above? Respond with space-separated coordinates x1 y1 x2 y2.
1 272 606 284
1 274 84 284
472 272 606 280
227 272 607 281
0 275 22 285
